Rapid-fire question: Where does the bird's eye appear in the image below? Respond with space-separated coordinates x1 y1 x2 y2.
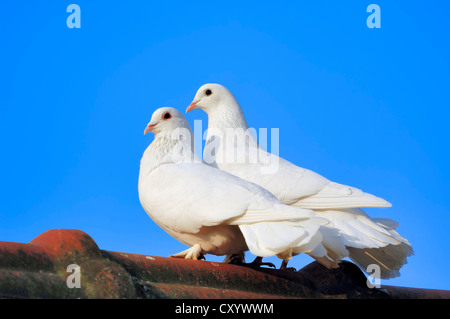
205 89 212 96
162 112 172 120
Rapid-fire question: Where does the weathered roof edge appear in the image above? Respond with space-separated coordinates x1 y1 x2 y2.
0 229 448 299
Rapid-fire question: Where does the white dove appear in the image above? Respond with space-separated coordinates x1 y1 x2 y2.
138 107 336 268
186 83 413 279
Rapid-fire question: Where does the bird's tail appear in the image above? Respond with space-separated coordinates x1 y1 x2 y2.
314 208 413 279
238 218 323 259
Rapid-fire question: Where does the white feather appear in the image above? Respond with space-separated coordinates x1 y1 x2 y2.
189 83 413 277
139 107 330 264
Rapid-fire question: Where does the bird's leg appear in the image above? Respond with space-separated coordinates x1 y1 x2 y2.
280 260 297 271
170 244 205 260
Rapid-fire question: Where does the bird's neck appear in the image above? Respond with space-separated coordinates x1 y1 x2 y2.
140 130 200 175
207 101 250 132
204 102 260 166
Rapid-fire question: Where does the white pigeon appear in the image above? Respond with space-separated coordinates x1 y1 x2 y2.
186 83 413 279
138 107 336 268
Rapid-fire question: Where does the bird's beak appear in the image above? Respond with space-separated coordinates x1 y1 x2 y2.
144 122 157 135
186 99 200 113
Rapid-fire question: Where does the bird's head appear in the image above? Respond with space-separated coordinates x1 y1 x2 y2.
186 83 237 114
144 107 190 135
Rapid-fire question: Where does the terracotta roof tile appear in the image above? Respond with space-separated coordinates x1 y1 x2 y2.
0 229 448 299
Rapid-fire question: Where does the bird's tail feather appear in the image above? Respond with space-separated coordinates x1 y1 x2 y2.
347 242 414 279
238 219 322 259
314 208 413 279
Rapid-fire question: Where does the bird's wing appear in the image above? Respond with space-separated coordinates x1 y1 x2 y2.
293 181 392 209
217 147 391 209
139 163 252 234
216 148 329 204
140 162 319 235
194 161 329 259
259 150 392 209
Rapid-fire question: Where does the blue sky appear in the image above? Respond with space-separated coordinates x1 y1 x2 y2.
1 1 449 290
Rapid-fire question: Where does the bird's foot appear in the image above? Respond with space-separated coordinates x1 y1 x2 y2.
280 260 297 272
170 244 206 260
280 266 297 272
242 256 276 269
